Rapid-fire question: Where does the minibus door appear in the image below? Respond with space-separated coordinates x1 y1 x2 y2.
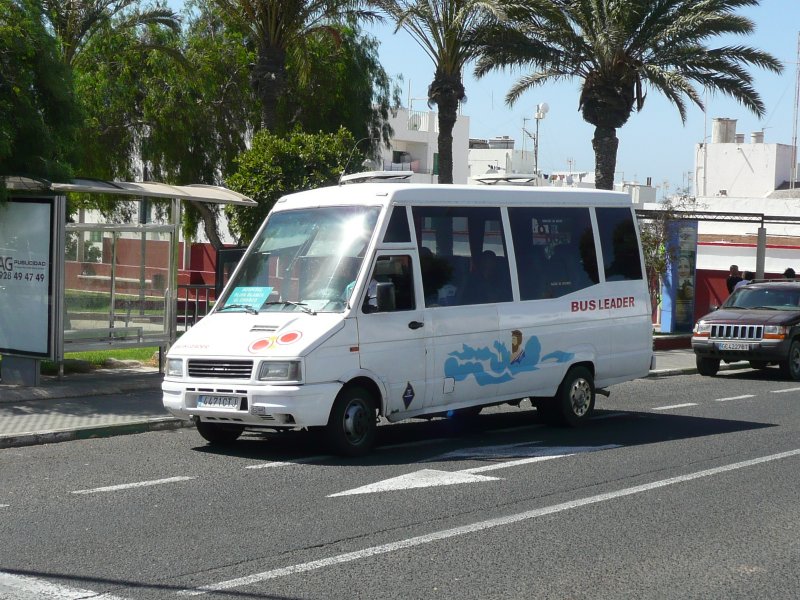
356 254 429 416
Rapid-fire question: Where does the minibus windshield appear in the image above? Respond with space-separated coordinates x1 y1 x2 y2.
219 205 381 313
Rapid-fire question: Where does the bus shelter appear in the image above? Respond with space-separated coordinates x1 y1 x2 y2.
0 177 255 385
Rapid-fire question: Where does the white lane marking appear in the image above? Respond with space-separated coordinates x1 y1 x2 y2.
491 425 543 433
330 444 620 497
0 571 128 599
652 403 697 411
72 476 195 495
0 504 8 508
178 448 800 596
245 455 333 469
380 439 449 451
591 411 629 420
245 462 292 470
715 394 755 402
771 387 800 394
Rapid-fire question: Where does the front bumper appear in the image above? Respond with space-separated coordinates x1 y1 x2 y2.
691 337 790 363
162 379 342 429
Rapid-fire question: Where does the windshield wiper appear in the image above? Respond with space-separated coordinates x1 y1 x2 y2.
749 305 779 310
263 300 316 315
218 304 259 315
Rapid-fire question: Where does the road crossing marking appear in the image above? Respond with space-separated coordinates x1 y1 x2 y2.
0 504 8 508
329 444 619 496
715 395 755 402
771 387 800 394
177 448 800 596
72 476 195 495
652 403 697 410
0 571 128 599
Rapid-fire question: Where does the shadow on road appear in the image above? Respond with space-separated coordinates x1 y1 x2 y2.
192 403 773 467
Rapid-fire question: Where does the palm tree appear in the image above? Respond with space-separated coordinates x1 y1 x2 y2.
211 0 379 131
374 0 505 184
41 0 180 67
475 0 782 190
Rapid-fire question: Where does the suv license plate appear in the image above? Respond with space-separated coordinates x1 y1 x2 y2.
717 342 751 351
197 394 241 409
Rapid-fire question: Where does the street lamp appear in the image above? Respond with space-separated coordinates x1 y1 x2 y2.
534 102 549 180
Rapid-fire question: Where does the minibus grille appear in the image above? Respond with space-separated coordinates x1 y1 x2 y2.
187 359 253 379
709 324 763 341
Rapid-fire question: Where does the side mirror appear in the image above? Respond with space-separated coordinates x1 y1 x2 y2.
375 282 396 312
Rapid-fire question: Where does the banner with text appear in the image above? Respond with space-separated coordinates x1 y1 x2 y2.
0 198 56 357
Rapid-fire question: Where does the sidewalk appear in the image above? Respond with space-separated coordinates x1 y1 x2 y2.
0 349 748 449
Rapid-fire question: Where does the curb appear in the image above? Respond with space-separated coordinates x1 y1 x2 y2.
0 417 194 449
647 361 750 378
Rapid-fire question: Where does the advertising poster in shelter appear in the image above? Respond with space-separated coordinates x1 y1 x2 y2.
661 220 698 333
0 198 56 357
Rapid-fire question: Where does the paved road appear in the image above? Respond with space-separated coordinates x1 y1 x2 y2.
1 367 799 599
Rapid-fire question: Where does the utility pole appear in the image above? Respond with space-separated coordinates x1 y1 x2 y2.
534 103 549 181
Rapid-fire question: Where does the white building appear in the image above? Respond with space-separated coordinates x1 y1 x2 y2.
378 107 470 184
690 117 800 275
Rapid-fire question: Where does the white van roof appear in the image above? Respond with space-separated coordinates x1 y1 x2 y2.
274 182 633 212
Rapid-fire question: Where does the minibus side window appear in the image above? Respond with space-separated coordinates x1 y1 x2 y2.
362 255 415 313
509 207 597 300
412 206 511 306
595 208 643 281
383 206 411 243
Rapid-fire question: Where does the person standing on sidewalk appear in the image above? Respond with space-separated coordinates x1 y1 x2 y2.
726 265 742 294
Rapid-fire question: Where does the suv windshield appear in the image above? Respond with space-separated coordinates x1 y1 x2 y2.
723 286 800 310
219 205 381 313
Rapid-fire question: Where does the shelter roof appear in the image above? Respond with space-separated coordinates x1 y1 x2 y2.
3 176 255 206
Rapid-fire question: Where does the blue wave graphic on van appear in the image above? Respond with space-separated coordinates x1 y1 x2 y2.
444 336 573 386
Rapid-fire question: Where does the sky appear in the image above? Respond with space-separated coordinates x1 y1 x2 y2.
168 1 799 198
364 0 800 198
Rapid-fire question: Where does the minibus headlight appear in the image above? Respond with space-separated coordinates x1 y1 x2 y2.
258 360 302 382
763 325 788 339
166 358 184 377
693 321 711 336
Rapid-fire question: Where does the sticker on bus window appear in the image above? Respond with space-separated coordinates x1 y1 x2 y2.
225 286 273 310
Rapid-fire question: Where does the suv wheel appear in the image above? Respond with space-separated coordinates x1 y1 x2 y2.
779 339 800 381
696 356 720 377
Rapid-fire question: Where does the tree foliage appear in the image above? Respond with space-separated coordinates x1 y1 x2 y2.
225 128 358 244
0 0 78 190
284 23 401 156
375 0 504 184
475 0 782 189
211 0 379 131
41 0 180 67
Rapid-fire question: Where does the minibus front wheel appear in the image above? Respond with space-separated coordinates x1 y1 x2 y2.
326 386 377 456
195 421 244 445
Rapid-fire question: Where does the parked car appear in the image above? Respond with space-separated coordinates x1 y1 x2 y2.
691 280 800 379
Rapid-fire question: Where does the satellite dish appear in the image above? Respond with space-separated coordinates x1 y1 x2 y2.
537 102 549 115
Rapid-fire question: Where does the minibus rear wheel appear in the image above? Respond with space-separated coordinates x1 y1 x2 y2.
554 366 595 427
326 386 377 456
196 421 244 445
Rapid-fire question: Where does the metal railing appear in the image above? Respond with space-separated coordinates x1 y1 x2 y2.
177 284 215 331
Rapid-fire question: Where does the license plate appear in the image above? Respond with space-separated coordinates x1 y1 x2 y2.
197 394 241 409
717 342 751 351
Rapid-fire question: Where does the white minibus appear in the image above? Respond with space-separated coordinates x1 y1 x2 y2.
162 182 653 455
